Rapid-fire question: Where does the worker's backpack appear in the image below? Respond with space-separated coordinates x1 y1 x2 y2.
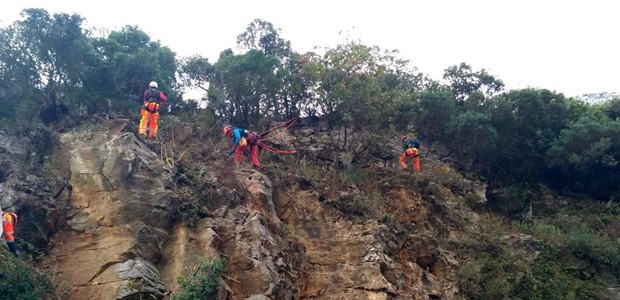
146 88 161 103
410 139 421 149
242 129 259 145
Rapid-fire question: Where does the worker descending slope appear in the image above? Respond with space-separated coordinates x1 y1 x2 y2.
400 135 421 172
139 81 167 139
1 209 19 256
223 125 261 169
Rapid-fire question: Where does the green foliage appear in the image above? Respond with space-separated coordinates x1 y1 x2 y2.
236 19 291 58
174 167 213 228
459 243 610 300
444 110 498 172
487 184 532 220
443 62 504 100
0 250 53 299
89 25 179 114
178 55 213 97
381 213 394 224
209 49 281 127
569 232 620 276
174 258 224 300
546 113 620 199
601 97 620 120
519 222 567 246
482 89 582 183
414 90 457 142
343 167 363 185
302 39 417 155
0 9 179 124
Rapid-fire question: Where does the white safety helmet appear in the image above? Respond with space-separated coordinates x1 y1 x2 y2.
149 81 158 88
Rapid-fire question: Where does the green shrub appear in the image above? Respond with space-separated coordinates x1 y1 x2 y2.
0 250 53 300
343 166 363 185
487 184 532 220
459 242 612 300
174 258 224 300
520 221 567 246
569 232 620 276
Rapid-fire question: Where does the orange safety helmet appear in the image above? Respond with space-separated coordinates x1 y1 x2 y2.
400 135 408 142
222 125 233 136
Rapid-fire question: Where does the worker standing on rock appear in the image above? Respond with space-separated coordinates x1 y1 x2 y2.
223 125 261 169
139 81 167 140
1 208 19 256
400 135 421 172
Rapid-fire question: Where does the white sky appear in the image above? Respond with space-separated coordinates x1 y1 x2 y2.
1 0 618 97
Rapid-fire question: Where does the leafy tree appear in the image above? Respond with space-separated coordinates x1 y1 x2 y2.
601 97 620 120
443 62 504 101
88 25 178 115
445 111 498 174
236 19 291 59
178 55 213 94
414 90 457 146
208 50 280 128
236 19 312 121
546 113 620 199
273 51 312 120
0 24 42 125
302 41 415 154
0 8 89 125
484 89 581 183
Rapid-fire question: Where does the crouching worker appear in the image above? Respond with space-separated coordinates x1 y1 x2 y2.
400 135 421 172
1 209 19 256
223 125 261 169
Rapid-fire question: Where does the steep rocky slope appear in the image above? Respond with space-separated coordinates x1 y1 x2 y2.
0 118 524 299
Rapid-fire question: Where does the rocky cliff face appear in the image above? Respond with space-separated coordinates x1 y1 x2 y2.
41 120 177 299
0 119 490 299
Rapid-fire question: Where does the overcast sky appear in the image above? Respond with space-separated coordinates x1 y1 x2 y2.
1 0 618 97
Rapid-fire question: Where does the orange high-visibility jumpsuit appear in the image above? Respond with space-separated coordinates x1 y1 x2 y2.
2 213 15 242
139 88 167 139
2 212 18 256
234 133 260 169
400 147 420 171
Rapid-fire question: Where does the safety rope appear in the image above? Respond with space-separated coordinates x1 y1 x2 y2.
258 117 299 142
255 117 299 154
258 140 298 154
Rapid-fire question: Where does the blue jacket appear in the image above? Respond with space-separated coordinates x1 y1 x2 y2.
231 127 245 146
228 127 246 154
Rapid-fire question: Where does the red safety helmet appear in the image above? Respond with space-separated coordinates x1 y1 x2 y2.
222 125 233 136
400 135 407 142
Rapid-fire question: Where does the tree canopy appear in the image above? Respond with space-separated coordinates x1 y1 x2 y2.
1 9 619 200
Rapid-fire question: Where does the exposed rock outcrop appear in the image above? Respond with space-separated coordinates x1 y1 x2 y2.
43 122 176 299
21 121 489 300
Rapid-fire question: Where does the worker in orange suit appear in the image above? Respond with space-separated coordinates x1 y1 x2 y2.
139 81 167 139
223 125 261 169
1 209 19 256
400 135 420 172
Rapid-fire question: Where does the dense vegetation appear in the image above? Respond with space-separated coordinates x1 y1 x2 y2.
174 258 224 300
0 249 53 299
2 8 620 299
